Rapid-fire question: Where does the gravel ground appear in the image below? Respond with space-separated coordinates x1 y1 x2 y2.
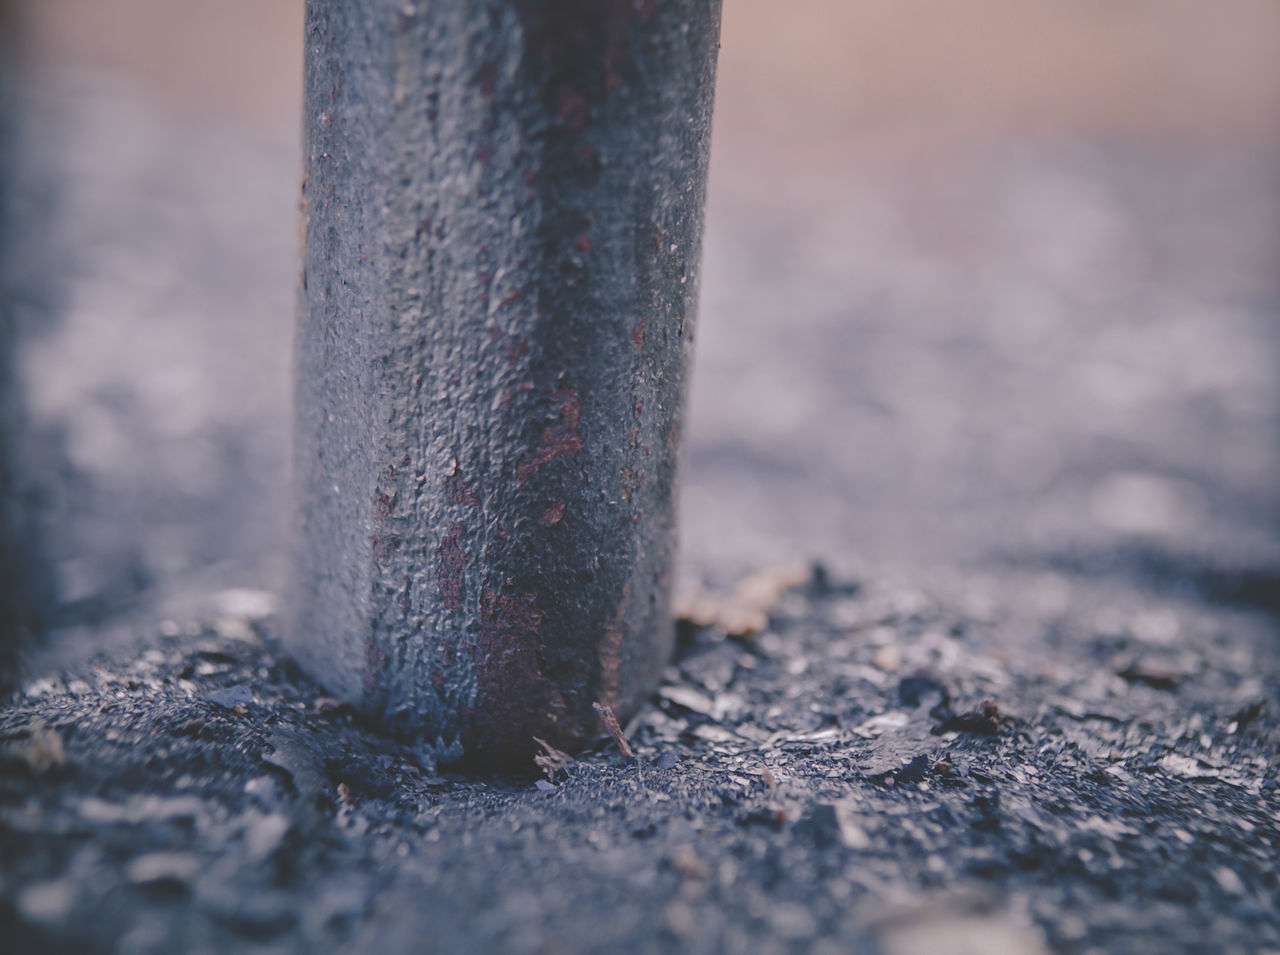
1 73 1278 953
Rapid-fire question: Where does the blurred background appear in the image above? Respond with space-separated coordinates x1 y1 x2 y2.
3 0 1279 651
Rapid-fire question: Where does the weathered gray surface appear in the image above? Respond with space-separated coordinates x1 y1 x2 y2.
0 6 33 684
0 15 15 678
292 0 722 764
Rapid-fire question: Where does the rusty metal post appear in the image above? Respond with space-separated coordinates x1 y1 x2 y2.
289 0 721 766
0 0 27 686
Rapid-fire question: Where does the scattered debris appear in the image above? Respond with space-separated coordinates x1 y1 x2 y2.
690 723 739 744
795 802 871 850
768 902 818 941
532 736 574 781
940 699 1004 735
1115 656 1193 690
1158 754 1220 780
674 564 811 637
208 589 277 643
0 544 1275 954
125 852 201 887
657 684 719 717
214 588 279 622
4 720 65 773
666 843 708 879
654 750 680 771
760 765 780 802
872 642 903 672
899 672 950 711
738 807 788 830
242 811 291 861
16 879 77 924
262 727 331 819
212 616 259 643
894 754 933 786
78 795 205 825
313 696 354 716
656 683 741 722
205 685 255 709
853 710 912 738
664 900 698 939
1213 866 1246 896
1228 700 1265 730
592 702 633 759
867 896 1052 955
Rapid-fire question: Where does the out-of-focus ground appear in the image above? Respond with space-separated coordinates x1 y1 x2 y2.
27 0 1280 140
3 3 1279 953
10 0 1280 619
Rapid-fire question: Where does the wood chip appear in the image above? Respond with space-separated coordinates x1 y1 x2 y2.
667 843 708 879
760 764 779 802
532 736 574 780
592 702 633 759
7 721 65 773
1159 754 1220 779
674 564 810 638
657 684 718 717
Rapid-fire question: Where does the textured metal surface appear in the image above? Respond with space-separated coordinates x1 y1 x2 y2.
0 9 25 684
290 0 722 764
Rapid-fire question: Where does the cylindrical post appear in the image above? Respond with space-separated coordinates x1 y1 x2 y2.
1 0 28 688
289 0 721 766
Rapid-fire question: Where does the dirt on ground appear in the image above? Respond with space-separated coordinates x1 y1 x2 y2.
2 562 1277 953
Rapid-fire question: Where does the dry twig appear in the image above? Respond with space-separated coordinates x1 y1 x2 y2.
592 702 634 759
532 736 574 781
760 764 780 803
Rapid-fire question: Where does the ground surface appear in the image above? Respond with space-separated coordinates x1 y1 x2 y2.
3 562 1280 954
3 8 1280 951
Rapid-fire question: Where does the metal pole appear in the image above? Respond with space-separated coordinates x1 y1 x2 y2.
0 0 28 688
289 0 721 767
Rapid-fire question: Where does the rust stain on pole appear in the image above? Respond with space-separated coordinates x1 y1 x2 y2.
289 0 721 767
